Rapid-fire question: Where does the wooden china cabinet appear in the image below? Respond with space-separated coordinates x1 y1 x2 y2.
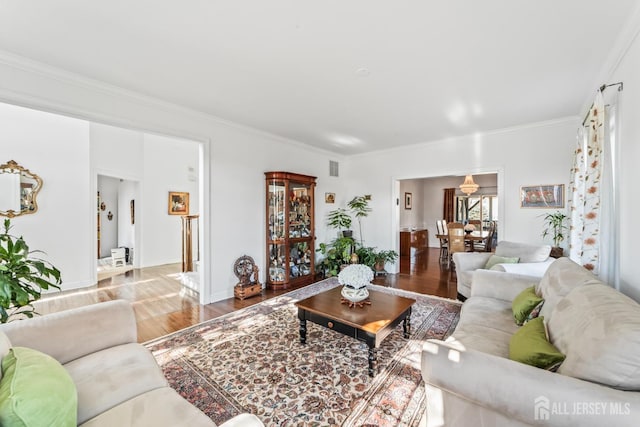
265 171 316 290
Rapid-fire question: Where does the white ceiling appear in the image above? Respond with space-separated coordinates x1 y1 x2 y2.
0 1 637 155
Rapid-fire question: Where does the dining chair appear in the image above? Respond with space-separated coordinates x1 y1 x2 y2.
447 222 466 267
436 220 449 262
473 221 496 252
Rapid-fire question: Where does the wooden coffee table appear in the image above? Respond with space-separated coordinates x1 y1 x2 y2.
295 286 415 377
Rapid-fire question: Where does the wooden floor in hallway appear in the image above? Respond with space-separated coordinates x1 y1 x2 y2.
34 247 457 343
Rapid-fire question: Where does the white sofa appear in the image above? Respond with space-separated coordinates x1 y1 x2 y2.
453 240 553 299
0 300 263 427
421 257 640 426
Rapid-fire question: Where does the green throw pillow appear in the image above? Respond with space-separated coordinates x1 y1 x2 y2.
0 347 77 427
512 286 544 325
509 317 565 370
485 255 519 270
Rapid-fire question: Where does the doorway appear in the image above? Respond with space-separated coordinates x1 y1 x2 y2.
394 171 501 274
96 175 138 281
91 124 204 300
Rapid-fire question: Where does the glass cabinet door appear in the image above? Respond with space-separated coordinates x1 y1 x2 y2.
289 241 312 278
288 182 312 238
268 243 286 283
268 180 286 241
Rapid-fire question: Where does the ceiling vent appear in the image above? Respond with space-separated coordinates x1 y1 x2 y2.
329 160 339 177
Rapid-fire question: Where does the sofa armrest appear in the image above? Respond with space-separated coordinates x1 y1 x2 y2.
471 270 539 302
422 340 640 427
219 414 265 427
452 252 493 272
0 300 137 364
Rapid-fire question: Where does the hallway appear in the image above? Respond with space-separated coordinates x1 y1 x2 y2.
34 248 457 342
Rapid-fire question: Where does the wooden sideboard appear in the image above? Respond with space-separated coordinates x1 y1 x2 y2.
399 229 428 256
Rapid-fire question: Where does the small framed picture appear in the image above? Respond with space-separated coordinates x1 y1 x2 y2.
404 192 412 210
520 185 564 208
168 191 189 215
325 192 335 204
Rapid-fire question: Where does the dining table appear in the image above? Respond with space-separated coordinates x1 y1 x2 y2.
436 230 490 252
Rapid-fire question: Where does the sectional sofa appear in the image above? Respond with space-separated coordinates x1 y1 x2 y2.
0 300 263 426
422 257 640 426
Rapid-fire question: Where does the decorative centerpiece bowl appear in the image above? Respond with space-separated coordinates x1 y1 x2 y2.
338 264 373 308
464 223 476 235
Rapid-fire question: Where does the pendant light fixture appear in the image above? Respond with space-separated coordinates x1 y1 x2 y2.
459 175 479 195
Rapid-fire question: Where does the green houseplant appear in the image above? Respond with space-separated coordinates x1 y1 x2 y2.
0 219 61 322
541 211 568 258
372 249 399 272
326 208 353 237
316 236 354 277
347 195 372 246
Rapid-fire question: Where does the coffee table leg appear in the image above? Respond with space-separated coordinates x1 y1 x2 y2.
299 318 307 344
403 307 412 339
368 346 377 377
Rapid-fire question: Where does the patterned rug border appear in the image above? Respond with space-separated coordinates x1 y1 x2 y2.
144 279 461 346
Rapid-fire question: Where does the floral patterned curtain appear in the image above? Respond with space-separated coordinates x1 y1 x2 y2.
568 91 604 273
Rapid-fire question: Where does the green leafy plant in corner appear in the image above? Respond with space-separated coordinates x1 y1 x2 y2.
326 208 353 237
541 211 568 248
316 236 354 277
355 247 398 271
347 195 372 246
0 219 61 322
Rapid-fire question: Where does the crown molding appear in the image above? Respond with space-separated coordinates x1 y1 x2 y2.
0 50 343 159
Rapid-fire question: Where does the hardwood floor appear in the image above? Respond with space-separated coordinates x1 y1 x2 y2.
34 248 457 343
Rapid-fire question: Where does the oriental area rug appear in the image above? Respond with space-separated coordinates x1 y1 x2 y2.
145 279 461 427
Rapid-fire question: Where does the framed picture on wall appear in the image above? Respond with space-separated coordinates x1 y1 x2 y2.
520 184 564 208
325 192 335 203
404 192 412 210
168 191 189 215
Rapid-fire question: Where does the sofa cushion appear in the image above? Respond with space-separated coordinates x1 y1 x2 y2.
485 255 519 270
548 284 640 390
0 347 77 427
512 286 543 325
495 241 550 263
509 317 565 370
64 343 168 424
79 388 215 427
448 297 520 357
536 257 602 321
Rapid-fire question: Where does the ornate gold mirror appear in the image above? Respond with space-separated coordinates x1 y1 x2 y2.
0 160 43 218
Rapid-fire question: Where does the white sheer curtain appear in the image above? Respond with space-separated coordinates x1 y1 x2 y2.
568 88 620 288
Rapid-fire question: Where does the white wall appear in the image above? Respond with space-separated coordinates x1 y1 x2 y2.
605 22 640 300
0 103 93 290
399 179 425 231
141 133 199 267
97 175 119 257
117 180 136 250
344 119 576 269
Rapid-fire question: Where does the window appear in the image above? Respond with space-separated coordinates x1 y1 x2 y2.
455 195 498 227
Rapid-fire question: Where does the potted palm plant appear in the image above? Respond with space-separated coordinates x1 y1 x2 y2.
326 208 353 237
541 211 568 258
0 219 61 322
348 195 372 246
